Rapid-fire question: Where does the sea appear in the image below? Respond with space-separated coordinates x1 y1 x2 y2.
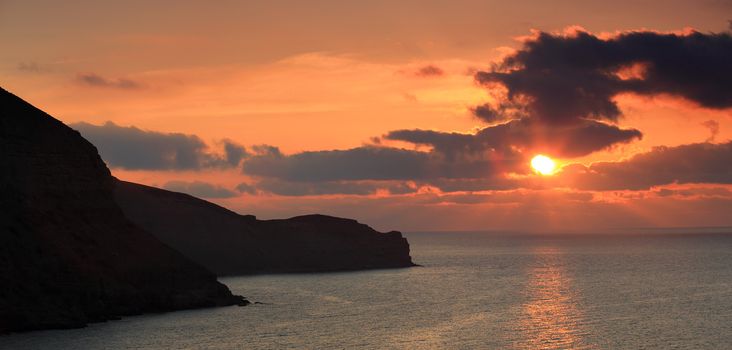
2 232 732 349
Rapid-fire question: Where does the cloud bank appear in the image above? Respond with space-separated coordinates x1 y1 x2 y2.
75 28 732 199
72 121 247 170
562 141 732 191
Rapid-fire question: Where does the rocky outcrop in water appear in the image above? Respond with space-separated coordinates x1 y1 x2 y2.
0 88 246 334
114 181 416 275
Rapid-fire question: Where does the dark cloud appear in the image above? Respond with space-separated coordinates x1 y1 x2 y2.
655 187 732 198
241 145 524 191
235 182 258 195
221 141 248 166
385 129 479 158
563 141 732 190
386 118 641 158
446 28 732 161
470 103 528 124
471 104 504 123
252 179 419 196
414 64 444 77
654 187 732 198
223 139 248 166
250 144 283 157
76 73 142 89
72 121 247 170
471 98 531 124
243 146 431 182
476 29 732 125
163 181 238 198
701 120 720 142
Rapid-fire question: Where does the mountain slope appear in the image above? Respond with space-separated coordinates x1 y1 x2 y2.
0 88 245 333
114 181 416 275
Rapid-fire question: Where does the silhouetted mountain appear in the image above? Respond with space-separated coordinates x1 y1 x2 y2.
0 88 246 334
114 181 416 275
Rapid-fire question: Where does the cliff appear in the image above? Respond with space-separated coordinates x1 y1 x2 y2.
114 181 416 276
0 88 246 334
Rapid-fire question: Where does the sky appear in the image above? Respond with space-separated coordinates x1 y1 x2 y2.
2 0 732 232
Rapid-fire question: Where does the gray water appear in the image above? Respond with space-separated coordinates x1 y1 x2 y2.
3 232 732 349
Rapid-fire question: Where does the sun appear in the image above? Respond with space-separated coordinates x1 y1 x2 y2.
531 155 556 175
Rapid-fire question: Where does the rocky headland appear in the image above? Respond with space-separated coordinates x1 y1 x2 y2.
0 88 246 334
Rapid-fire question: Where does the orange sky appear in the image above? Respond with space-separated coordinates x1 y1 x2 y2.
2 0 731 231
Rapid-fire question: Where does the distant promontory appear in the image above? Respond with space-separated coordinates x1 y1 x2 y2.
114 180 416 276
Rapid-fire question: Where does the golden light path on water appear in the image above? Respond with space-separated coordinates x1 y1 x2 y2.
516 246 596 350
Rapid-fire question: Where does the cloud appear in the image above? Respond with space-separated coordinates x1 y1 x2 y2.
655 186 732 199
252 179 419 196
241 144 527 186
414 64 444 77
242 138 732 195
243 146 432 182
398 30 732 165
70 116 726 198
235 182 258 195
439 28 732 162
384 129 480 158
475 29 732 125
72 121 247 170
162 180 239 198
702 120 720 142
562 141 732 190
240 144 527 194
470 103 527 123
386 118 641 158
223 139 248 166
76 73 143 89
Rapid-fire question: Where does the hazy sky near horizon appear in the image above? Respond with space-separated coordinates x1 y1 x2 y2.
2 0 732 231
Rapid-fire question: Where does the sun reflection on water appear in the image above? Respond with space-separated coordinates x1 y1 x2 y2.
516 246 595 350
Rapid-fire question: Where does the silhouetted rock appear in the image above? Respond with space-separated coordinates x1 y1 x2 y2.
114 181 416 275
0 88 245 334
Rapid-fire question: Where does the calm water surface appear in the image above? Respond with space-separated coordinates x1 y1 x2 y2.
2 232 732 349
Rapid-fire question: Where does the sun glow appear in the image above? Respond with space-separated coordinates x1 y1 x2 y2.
531 155 556 175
